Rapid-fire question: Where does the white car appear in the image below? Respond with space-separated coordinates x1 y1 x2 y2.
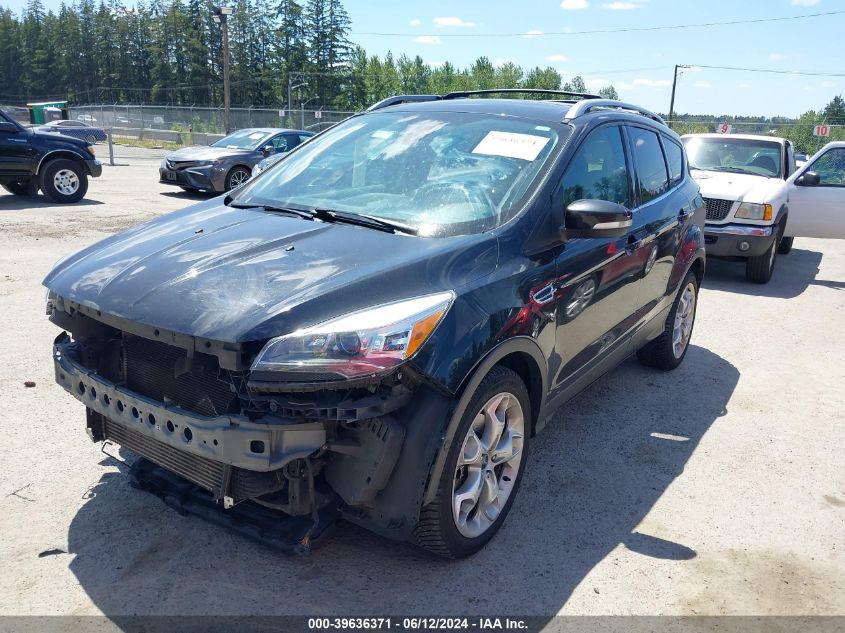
682 134 845 283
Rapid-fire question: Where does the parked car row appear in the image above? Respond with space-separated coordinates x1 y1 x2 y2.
37 119 108 144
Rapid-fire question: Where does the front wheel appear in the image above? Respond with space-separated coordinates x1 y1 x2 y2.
40 159 88 203
745 235 778 283
637 270 698 371
411 366 530 558
224 166 251 191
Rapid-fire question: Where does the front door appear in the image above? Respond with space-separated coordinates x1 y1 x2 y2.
0 119 33 176
785 144 845 239
551 123 642 392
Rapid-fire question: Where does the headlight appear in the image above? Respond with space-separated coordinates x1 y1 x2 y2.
86 144 95 156
735 202 772 221
251 292 454 380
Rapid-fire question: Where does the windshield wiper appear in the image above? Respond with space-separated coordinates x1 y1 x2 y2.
701 166 765 177
227 199 315 220
310 208 419 235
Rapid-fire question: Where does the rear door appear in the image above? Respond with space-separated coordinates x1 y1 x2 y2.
785 144 845 239
625 126 692 322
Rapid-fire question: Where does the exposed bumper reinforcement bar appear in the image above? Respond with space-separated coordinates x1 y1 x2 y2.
53 333 326 472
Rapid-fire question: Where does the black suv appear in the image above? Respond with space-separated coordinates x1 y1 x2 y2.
44 90 705 557
0 109 101 203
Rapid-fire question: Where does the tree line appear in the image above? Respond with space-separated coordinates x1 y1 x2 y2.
0 0 618 110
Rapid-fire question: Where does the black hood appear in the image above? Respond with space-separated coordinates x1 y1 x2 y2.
43 199 499 342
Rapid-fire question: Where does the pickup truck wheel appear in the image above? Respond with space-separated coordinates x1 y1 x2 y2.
411 366 530 558
40 159 88 203
777 236 794 255
745 234 778 284
637 271 698 371
2 181 31 196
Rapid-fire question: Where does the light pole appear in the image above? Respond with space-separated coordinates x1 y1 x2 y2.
212 6 233 134
287 75 307 127
301 96 319 130
668 64 691 128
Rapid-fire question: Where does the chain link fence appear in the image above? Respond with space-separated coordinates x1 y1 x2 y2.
68 104 356 146
666 120 845 155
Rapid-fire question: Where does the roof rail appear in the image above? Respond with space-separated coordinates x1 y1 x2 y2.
442 88 602 101
367 95 441 111
565 99 665 125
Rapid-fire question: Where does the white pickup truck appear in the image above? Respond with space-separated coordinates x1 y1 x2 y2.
681 134 845 283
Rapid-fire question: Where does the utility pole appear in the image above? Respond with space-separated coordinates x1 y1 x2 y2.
287 72 307 128
212 6 233 134
668 64 691 128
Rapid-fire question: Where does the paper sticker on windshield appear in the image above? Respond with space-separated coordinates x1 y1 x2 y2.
249 132 265 140
472 131 550 161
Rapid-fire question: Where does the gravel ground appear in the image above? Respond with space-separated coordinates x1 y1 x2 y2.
0 148 843 620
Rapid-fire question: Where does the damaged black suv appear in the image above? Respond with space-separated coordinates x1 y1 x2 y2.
45 90 705 558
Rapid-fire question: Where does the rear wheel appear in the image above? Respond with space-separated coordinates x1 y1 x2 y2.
411 366 530 558
40 159 88 203
777 236 794 255
637 271 698 371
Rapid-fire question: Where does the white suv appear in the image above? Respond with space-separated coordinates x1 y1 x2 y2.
681 133 797 283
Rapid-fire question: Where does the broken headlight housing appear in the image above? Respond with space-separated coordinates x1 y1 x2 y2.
251 291 454 381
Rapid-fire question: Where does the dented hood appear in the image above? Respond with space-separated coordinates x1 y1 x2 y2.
43 199 498 342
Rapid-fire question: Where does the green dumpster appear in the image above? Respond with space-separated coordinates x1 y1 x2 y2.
27 101 69 124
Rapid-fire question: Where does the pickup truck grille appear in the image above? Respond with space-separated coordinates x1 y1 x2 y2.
123 334 238 418
703 198 734 222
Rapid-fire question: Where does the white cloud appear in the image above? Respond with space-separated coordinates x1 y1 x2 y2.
632 78 671 87
585 78 611 91
769 52 787 61
546 54 569 62
561 0 589 9
523 29 544 38
433 16 477 28
820 80 836 88
413 35 442 45
602 1 646 9
409 18 421 26
738 83 751 89
791 0 819 5
693 82 712 88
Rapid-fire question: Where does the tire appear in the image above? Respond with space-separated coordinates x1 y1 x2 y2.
86 134 97 143
745 232 779 284
224 166 251 191
777 236 794 255
636 270 698 371
2 181 31 196
411 366 530 558
39 159 88 203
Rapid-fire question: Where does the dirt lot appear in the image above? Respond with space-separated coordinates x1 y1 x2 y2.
0 147 843 620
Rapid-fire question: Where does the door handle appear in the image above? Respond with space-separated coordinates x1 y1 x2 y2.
625 234 641 253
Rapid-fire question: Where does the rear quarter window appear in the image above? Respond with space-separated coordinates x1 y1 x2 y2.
663 138 684 187
629 127 669 204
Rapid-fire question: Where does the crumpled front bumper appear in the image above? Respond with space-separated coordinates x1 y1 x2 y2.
52 333 326 475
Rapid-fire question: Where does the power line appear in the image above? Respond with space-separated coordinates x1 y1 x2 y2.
686 64 845 78
351 9 845 38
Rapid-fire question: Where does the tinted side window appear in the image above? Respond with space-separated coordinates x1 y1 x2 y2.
664 138 683 187
283 134 301 151
630 127 669 203
561 126 630 207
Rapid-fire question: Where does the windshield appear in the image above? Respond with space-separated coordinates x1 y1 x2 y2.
211 129 272 151
233 111 563 237
682 136 782 178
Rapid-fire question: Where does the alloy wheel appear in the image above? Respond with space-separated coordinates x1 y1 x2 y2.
53 169 80 196
672 282 696 359
452 392 525 538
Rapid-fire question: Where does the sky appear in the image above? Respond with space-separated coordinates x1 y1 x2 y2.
342 0 845 117
4 0 845 117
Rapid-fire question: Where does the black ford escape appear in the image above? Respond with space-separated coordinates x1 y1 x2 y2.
44 90 705 558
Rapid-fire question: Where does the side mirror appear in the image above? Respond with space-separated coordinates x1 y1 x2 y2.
261 144 274 157
796 171 820 187
564 199 632 239
0 121 18 133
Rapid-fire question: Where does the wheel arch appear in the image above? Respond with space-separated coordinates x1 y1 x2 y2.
36 150 87 176
422 336 547 506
